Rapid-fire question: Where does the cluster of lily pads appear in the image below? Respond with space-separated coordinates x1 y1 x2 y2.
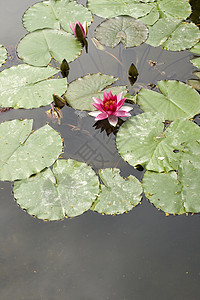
0 0 200 220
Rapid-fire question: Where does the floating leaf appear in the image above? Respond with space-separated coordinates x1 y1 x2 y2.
190 57 200 69
91 168 142 215
17 29 82 66
139 0 191 25
190 42 200 55
23 0 92 33
137 80 200 120
143 158 200 214
0 119 62 181
138 6 159 25
87 0 155 19
64 73 127 111
116 112 200 172
0 64 67 109
146 19 200 51
188 72 200 90
94 16 148 48
0 44 7 67
13 159 99 220
88 0 190 25
190 42 200 68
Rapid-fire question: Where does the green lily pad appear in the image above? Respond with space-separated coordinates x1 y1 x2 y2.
190 42 200 55
0 119 62 181
139 0 191 25
17 29 82 67
87 0 155 19
0 64 67 109
23 0 92 33
116 112 200 172
143 158 200 214
188 72 200 90
0 45 7 67
138 6 159 26
91 168 142 215
190 42 200 68
190 57 200 69
94 16 148 48
137 80 200 120
13 159 99 220
64 73 127 111
146 19 200 51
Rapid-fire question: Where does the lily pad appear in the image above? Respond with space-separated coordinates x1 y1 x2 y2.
17 29 82 66
64 73 127 111
116 112 200 172
94 16 148 48
143 158 200 214
13 159 99 220
146 19 200 51
190 57 200 69
23 0 92 33
138 6 159 26
139 0 191 25
0 119 62 181
0 64 67 109
91 168 142 215
190 42 200 55
0 45 7 67
137 80 200 120
87 0 155 19
188 72 200 90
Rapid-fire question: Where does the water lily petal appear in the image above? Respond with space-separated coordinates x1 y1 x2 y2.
116 98 126 109
70 21 76 36
77 21 86 38
88 111 101 117
108 115 118 126
120 106 133 112
95 112 108 121
92 102 105 112
103 90 109 100
113 110 131 117
82 21 87 36
117 92 123 103
92 97 103 104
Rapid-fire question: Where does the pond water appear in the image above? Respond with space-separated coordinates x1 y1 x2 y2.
0 0 200 299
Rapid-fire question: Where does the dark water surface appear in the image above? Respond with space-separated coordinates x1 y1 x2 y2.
0 1 200 299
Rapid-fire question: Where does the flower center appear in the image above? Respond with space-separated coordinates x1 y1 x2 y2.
104 100 115 110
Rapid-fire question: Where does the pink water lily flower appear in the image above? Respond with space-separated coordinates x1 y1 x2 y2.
88 91 133 127
70 21 87 38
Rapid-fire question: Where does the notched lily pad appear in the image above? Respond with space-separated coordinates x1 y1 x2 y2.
147 19 200 51
91 168 142 215
188 72 200 90
17 29 82 66
0 44 7 67
190 42 200 55
13 159 100 221
190 57 200 69
64 73 127 111
23 0 92 33
94 16 148 48
116 112 200 172
0 64 67 109
87 0 154 19
137 80 200 120
0 119 62 181
143 157 200 214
